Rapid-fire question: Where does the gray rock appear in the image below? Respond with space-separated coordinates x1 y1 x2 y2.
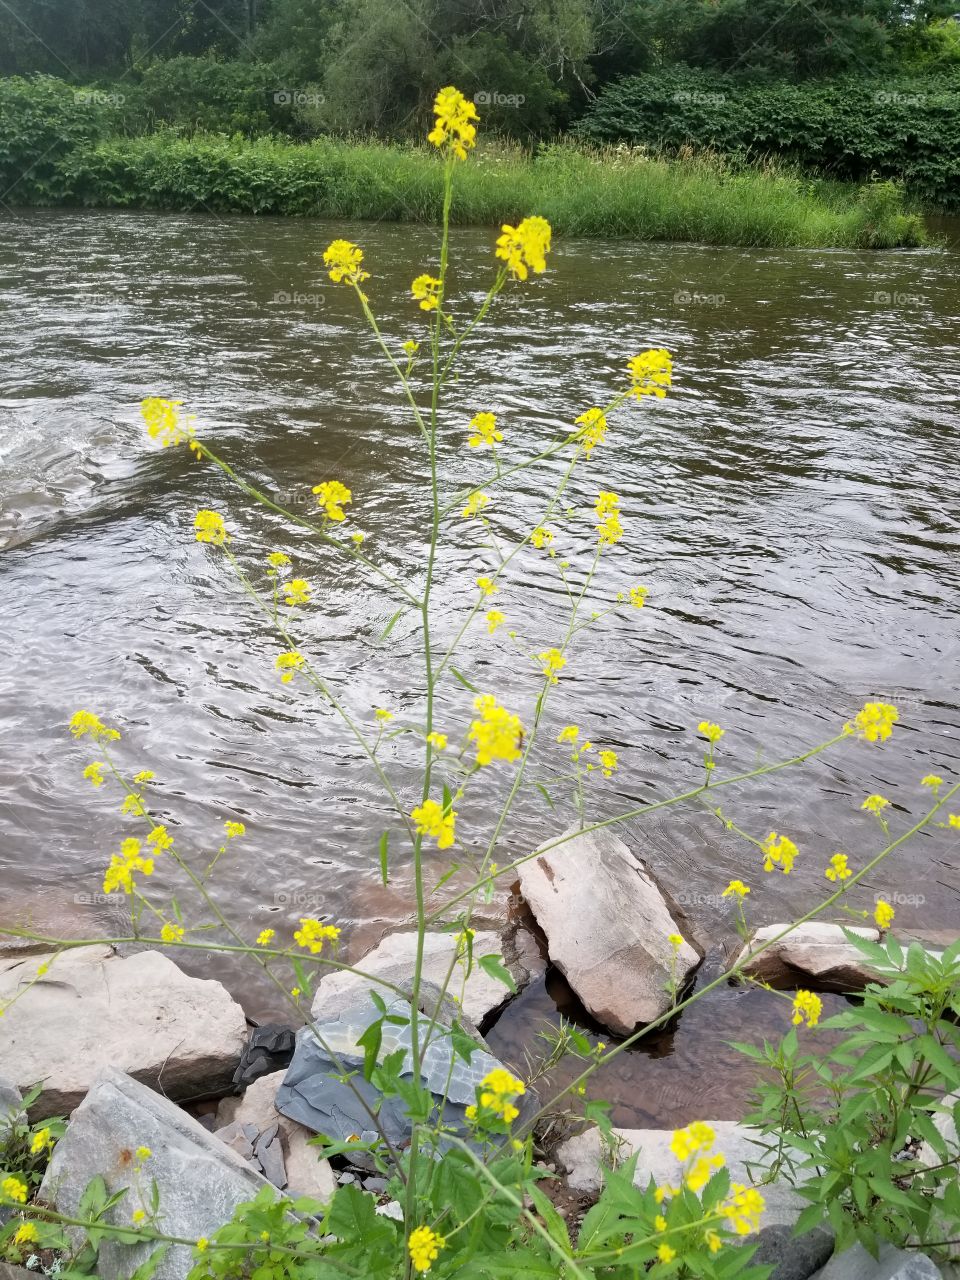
0 1077 23 1141
730 924 881 992
253 1123 287 1189
0 1266 37 1279
518 826 700 1035
215 1120 256 1161
277 993 535 1159
214 1070 336 1203
40 1068 273 1280
810 1242 941 1280
337 1172 357 1185
363 1177 388 1193
0 947 247 1118
752 1224 835 1280
557 1122 803 1227
311 930 528 1027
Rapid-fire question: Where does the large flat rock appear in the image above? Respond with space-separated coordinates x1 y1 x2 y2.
0 947 247 1117
40 1069 272 1280
558 1122 804 1227
730 924 881 991
310 929 527 1027
518 827 699 1035
810 1242 941 1280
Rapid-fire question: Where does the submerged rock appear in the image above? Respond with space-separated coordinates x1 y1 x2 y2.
40 1068 272 1280
729 924 880 991
518 827 700 1035
310 929 529 1027
0 946 247 1118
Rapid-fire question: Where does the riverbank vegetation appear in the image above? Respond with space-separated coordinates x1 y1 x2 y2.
0 78 929 248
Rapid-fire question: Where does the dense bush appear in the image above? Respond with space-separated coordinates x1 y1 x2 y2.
574 67 960 207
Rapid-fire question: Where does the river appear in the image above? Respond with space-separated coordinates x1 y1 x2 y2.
1 210 958 1125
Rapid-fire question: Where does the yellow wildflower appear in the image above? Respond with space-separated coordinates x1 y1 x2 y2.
133 770 154 784
103 837 155 895
595 490 623 547
70 709 120 742
468 411 502 448
627 348 672 399
196 1237 209 1252
538 648 566 684
920 774 943 792
657 1243 676 1264
531 526 554 549
409 1224 446 1273
30 1127 52 1154
825 853 851 882
312 479 352 522
224 821 245 839
722 1184 765 1235
147 825 173 851
83 761 105 787
411 798 457 850
862 794 890 815
427 84 478 161
851 701 899 743
558 725 579 745
722 879 750 899
402 340 420 356
792 990 822 1028
761 831 798 875
283 579 310 606
486 609 505 634
874 898 895 929
462 491 489 519
468 694 523 767
142 397 195 448
705 1229 722 1253
293 918 341 954
426 732 447 750
13 1222 39 1245
476 576 498 596
598 748 618 777
374 708 394 723
668 933 683 949
323 239 369 286
654 1214 667 1232
629 585 648 608
495 215 552 280
136 1147 152 1161
266 551 290 568
351 531 365 545
276 651 306 683
698 721 724 744
132 1208 146 1223
949 814 960 828
256 928 275 947
574 407 607 457
411 274 441 311
194 510 227 545
1 1176 27 1203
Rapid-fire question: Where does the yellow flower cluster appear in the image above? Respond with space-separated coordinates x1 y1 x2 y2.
293 918 341 954
486 609 505 633
313 480 352 522
851 701 899 743
825 852 851 882
462 491 489 519
427 85 478 161
468 411 502 447
627 349 673 399
194 510 227 545
160 922 185 944
70 709 120 742
83 761 105 787
875 898 895 929
761 831 797 874
276 651 306 683
469 694 523 767
284 579 310 606
103 837 155 895
13 1222 39 1246
538 648 566 684
698 720 724 744
669 1121 725 1192
408 1224 446 1274
862 793 889 815
628 585 648 608
531 526 554 550
267 551 291 569
256 928 275 946
722 879 750 899
30 1127 53 1155
426 732 447 750
323 239 369 286
476 576 498 597
411 274 441 311
411 798 457 850
597 748 618 777
466 1067 526 1123
495 215 552 281
148 825 173 851
721 1184 765 1235
1 1175 28 1203
224 821 245 839
595 490 623 547
792 989 822 1028
575 407 607 458
142 397 198 451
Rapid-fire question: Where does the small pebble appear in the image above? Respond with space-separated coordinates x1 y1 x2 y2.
337 1171 356 1185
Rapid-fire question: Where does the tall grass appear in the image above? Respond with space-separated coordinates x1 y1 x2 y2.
60 133 927 248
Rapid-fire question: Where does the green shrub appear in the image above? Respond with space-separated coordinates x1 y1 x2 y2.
574 67 960 208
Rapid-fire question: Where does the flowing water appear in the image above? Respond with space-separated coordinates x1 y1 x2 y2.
2 209 959 1125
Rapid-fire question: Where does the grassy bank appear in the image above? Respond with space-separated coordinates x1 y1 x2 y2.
52 134 927 249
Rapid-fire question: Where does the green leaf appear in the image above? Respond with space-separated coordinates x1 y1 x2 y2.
479 953 516 993
378 830 389 885
525 1184 571 1252
451 666 479 694
380 607 407 640
356 1016 383 1081
534 782 555 810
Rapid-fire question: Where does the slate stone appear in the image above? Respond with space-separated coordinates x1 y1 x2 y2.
810 1242 941 1280
0 1077 23 1141
232 1024 297 1090
752 1224 835 1280
253 1122 287 1189
276 994 535 1159
40 1068 272 1280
